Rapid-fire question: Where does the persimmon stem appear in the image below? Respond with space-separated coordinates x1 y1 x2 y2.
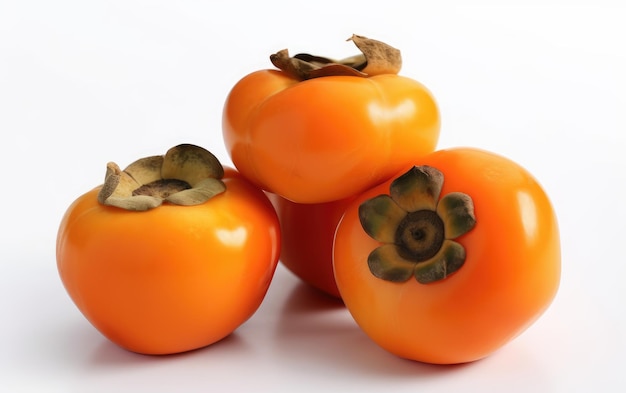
97 144 226 211
395 210 445 262
359 166 476 284
133 179 191 199
270 35 402 80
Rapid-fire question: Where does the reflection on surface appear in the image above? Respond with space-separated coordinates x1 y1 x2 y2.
517 191 538 241
215 226 247 247
368 99 416 124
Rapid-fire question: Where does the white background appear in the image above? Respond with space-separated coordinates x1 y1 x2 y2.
2 1 625 392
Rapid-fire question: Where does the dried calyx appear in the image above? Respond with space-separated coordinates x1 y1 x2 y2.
358 166 476 284
97 144 226 211
270 34 402 80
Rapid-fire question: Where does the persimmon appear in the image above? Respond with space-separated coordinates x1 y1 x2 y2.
222 35 440 203
333 147 561 364
56 144 281 355
268 193 355 298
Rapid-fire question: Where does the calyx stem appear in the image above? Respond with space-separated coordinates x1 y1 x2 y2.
97 144 226 211
270 34 402 80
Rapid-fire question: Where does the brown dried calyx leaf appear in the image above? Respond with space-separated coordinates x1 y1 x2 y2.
97 144 226 211
270 34 402 80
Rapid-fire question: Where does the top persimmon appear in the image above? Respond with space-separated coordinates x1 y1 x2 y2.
222 35 440 204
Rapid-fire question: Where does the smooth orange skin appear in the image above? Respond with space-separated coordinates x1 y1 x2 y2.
56 168 281 355
222 69 440 204
333 148 561 364
268 192 355 299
